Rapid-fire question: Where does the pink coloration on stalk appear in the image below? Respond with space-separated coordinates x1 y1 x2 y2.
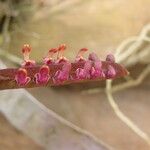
34 65 50 85
15 68 31 86
88 52 99 62
75 48 88 62
105 53 116 78
53 62 71 84
21 44 36 67
0 43 129 90
56 44 68 64
43 48 57 65
106 54 115 63
88 52 105 78
105 65 116 78
90 61 105 78
75 60 92 80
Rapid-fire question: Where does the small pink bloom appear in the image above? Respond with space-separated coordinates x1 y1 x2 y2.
0 43 129 90
75 60 92 79
75 48 88 62
105 65 116 78
56 44 68 64
22 44 31 54
88 52 99 62
106 54 115 63
43 48 57 65
21 44 36 67
90 61 105 78
88 53 105 78
34 65 50 85
15 68 31 86
75 68 85 79
53 62 71 84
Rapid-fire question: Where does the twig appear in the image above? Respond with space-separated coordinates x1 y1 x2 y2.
106 80 150 146
115 36 137 58
117 24 150 64
125 48 150 66
112 64 150 92
116 40 146 63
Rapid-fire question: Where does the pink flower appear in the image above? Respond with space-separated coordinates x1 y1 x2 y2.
105 65 116 78
15 68 31 86
34 65 50 85
75 60 92 79
90 61 105 78
56 44 68 64
88 52 99 62
106 54 115 63
43 48 57 65
21 44 36 67
88 53 105 78
0 44 129 90
75 48 88 63
53 62 71 84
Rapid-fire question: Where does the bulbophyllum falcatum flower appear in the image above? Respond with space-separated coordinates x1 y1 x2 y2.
0 44 129 90
21 44 36 67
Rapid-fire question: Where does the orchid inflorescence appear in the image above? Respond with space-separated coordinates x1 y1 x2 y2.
0 44 129 90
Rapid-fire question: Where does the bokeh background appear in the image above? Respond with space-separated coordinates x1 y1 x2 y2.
0 0 150 150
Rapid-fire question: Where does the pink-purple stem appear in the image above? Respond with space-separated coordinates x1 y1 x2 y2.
0 61 129 90
0 44 129 90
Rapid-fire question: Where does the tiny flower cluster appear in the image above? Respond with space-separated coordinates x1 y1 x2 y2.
0 43 128 90
14 44 123 87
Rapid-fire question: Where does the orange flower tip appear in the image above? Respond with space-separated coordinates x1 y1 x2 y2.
58 44 66 51
22 44 31 54
75 48 88 62
80 48 88 52
49 48 57 54
78 48 88 56
43 48 57 65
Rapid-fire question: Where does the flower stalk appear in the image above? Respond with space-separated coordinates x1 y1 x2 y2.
0 44 129 90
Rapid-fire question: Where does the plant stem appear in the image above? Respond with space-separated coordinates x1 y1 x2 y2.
106 80 150 146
